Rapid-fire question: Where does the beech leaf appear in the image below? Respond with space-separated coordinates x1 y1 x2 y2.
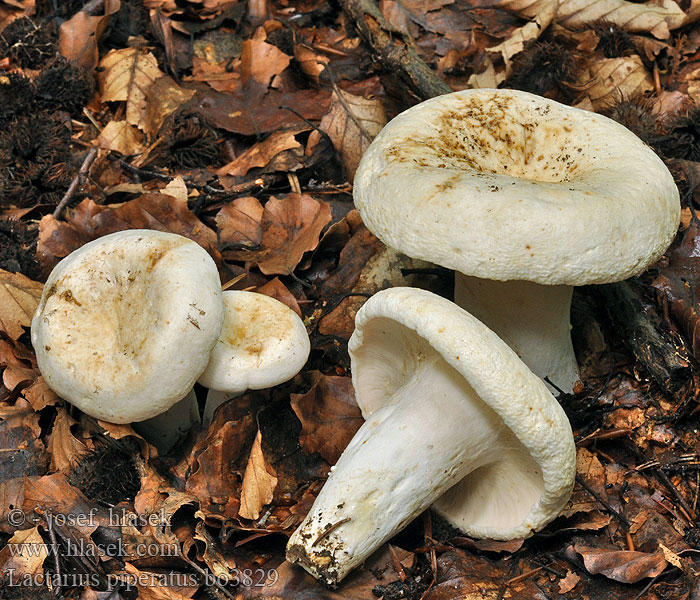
239 430 277 520
0 268 43 341
99 48 164 131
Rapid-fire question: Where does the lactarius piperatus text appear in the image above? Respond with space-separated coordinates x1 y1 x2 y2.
31 230 224 430
286 287 576 585
353 89 680 393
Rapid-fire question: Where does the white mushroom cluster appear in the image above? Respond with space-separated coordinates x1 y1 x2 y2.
31 229 310 452
287 89 680 585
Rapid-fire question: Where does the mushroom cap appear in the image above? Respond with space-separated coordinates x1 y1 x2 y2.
354 89 680 286
348 287 576 539
198 290 310 393
31 230 224 423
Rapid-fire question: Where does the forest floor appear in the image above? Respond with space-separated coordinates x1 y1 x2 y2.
1 0 700 598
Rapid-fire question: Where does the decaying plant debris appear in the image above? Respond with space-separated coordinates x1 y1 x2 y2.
1 0 700 598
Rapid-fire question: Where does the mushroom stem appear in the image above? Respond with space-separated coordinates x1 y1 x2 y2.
454 273 578 394
133 389 200 454
286 356 508 586
202 389 242 426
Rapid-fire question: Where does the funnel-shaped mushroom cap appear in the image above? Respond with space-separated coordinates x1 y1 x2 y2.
198 291 310 393
31 230 224 424
354 89 680 285
349 287 576 539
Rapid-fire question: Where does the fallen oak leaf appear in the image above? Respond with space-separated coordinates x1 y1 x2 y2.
95 120 145 155
556 0 685 39
47 406 88 474
239 429 277 521
577 56 653 111
255 193 332 276
0 338 36 392
487 0 558 75
99 47 164 131
558 570 580 594
0 399 49 481
217 130 302 177
37 195 220 275
290 372 363 465
573 544 667 583
0 526 48 577
255 277 303 318
216 196 264 249
0 268 43 341
58 0 121 70
240 27 291 91
311 88 387 180
142 76 196 138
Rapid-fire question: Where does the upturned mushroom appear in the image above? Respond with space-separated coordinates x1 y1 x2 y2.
31 230 224 435
198 290 310 424
353 88 680 393
286 287 576 585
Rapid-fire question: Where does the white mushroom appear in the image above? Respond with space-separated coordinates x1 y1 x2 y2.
353 88 680 393
31 230 224 442
198 290 310 424
286 287 576 585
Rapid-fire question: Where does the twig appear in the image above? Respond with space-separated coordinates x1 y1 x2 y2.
337 0 451 101
312 517 352 547
43 509 63 598
656 468 696 523
115 157 277 197
53 148 98 220
575 475 630 527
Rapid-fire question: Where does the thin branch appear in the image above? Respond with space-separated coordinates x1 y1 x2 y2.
53 148 99 220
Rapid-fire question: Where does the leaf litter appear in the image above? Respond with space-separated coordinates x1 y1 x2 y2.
1 0 700 599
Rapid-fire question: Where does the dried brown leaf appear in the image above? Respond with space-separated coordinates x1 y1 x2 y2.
95 120 145 155
578 56 653 111
122 563 193 600
255 277 302 317
315 88 387 180
99 48 164 131
256 193 332 276
0 526 47 577
294 43 328 85
47 406 88 473
216 196 264 249
21 376 59 411
558 570 580 593
488 0 557 74
58 0 121 70
496 0 559 19
240 27 291 90
0 268 43 341
37 195 219 275
557 0 685 39
574 544 668 583
187 86 331 136
291 372 363 464
184 399 256 522
652 222 700 357
239 430 278 520
0 400 48 481
143 76 196 137
0 338 36 392
217 130 301 177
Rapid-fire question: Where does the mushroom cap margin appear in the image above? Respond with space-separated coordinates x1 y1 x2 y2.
354 88 680 285
348 286 576 538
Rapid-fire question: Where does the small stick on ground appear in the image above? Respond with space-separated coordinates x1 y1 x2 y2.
53 148 99 220
576 475 630 527
337 0 451 102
